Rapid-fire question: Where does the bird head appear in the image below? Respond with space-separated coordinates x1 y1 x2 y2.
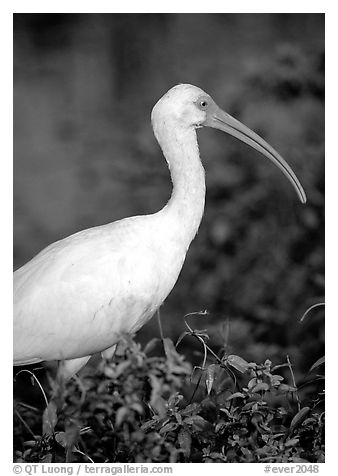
152 84 306 204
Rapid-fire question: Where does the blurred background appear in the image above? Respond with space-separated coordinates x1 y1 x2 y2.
13 13 324 374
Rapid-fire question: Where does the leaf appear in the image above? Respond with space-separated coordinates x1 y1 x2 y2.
130 402 144 414
226 392 246 401
248 378 257 389
22 440 36 448
290 407 311 430
163 338 191 375
149 374 166 417
309 356 325 373
241 401 257 411
159 421 178 435
103 366 116 379
42 401 58 436
241 447 252 457
264 359 272 369
115 406 130 427
55 432 67 448
271 374 284 381
270 375 284 387
278 384 297 392
226 355 250 373
285 438 300 447
303 417 317 426
143 338 160 354
114 360 132 378
180 403 200 416
215 421 227 433
140 418 159 432
163 338 179 362
206 364 217 395
178 428 192 457
251 382 270 393
184 415 209 431
219 407 233 418
40 454 53 463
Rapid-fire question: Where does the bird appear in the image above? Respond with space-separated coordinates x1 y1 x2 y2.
14 84 306 379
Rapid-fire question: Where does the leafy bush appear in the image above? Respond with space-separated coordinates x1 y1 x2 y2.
14 321 324 463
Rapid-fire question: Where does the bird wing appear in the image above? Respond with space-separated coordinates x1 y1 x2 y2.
14 216 168 364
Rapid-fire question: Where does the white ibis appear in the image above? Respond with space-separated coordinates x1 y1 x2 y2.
14 84 306 379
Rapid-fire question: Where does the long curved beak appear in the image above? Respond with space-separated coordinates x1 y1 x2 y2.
204 106 307 204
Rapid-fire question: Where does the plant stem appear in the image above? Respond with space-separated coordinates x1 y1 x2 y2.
286 354 301 412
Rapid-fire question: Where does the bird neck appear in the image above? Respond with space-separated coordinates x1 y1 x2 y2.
156 124 206 248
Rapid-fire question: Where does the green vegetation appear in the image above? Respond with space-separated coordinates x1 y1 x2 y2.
14 318 324 463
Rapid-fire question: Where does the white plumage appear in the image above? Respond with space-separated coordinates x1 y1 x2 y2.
14 84 306 378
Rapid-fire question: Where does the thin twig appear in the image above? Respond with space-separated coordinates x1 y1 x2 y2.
75 449 95 463
157 309 164 341
286 354 301 412
14 407 37 440
300 302 325 322
15 369 49 408
183 319 238 399
188 371 203 404
185 320 225 367
16 401 39 412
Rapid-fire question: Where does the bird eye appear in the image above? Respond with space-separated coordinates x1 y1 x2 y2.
196 97 209 110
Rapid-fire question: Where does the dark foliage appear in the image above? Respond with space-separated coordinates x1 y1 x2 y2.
14 328 324 463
